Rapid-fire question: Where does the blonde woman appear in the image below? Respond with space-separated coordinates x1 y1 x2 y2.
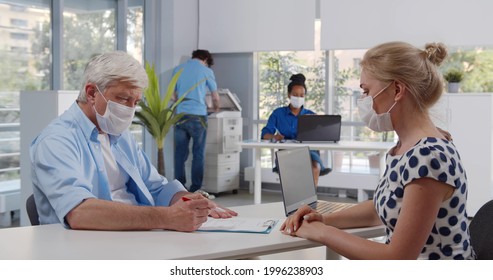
281 42 475 260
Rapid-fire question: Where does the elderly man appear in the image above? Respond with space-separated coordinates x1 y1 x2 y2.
30 51 236 231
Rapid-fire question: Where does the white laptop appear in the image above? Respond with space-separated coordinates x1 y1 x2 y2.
275 147 355 216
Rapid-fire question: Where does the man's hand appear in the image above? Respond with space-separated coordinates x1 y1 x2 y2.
167 194 210 232
207 200 238 219
211 91 220 112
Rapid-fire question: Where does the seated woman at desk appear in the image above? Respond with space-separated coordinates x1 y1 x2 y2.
281 42 475 259
261 73 331 187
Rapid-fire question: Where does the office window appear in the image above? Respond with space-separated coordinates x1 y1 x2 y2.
10 46 28 53
63 0 117 90
10 18 28 27
258 51 326 120
10 32 29 40
256 49 400 172
127 0 145 147
9 4 26 12
441 46 493 93
127 0 144 64
0 0 50 185
256 51 326 168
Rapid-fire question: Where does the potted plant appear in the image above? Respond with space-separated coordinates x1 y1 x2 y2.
135 63 201 176
443 69 464 93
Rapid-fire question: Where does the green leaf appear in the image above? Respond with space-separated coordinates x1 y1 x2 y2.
136 108 161 139
163 68 183 110
134 61 207 164
161 112 186 140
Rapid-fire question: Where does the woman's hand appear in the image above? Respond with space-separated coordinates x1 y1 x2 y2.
273 134 285 142
291 219 326 242
280 205 321 235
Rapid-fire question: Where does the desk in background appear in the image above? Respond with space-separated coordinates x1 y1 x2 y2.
241 140 395 204
0 202 384 260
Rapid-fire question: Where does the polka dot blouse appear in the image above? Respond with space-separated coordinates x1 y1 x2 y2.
373 137 476 259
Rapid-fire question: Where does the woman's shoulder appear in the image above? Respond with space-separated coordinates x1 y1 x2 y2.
405 137 457 157
271 106 290 114
300 107 316 115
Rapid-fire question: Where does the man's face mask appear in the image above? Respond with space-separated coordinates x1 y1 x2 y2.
93 86 135 135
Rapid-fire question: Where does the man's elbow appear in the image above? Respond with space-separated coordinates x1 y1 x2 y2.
65 204 91 230
65 210 84 230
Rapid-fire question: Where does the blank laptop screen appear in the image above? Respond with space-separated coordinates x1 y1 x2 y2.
276 147 318 216
297 115 341 142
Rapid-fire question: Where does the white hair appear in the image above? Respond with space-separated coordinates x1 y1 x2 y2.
77 51 148 102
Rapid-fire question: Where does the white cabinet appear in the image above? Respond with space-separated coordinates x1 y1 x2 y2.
19 91 78 226
203 152 240 193
203 111 242 194
205 113 243 154
432 93 493 216
202 89 242 194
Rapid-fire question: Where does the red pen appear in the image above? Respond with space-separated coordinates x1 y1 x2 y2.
181 196 191 202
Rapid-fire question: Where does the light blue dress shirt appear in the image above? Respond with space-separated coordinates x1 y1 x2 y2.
30 102 186 227
173 59 217 116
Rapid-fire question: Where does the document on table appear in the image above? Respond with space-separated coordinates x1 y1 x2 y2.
197 217 279 234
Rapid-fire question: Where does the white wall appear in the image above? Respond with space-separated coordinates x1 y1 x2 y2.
198 0 316 53
320 0 493 50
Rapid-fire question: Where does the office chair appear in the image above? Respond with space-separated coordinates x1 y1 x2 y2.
469 200 493 259
26 194 40 226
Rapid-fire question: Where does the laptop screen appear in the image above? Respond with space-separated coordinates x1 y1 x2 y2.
297 114 341 142
276 147 318 216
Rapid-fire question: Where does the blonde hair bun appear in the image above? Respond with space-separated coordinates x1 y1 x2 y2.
424 42 448 66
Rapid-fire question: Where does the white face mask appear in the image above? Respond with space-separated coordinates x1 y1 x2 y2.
93 86 135 135
356 82 396 132
290 96 304 109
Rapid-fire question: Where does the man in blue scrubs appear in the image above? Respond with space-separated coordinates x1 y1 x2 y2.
173 50 220 195
30 51 235 231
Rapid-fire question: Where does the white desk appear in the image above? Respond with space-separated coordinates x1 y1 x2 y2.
0 202 384 260
241 140 395 204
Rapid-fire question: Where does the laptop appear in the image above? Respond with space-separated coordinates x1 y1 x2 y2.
297 114 341 143
276 146 355 217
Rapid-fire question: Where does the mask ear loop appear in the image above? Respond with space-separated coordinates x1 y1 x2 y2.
94 85 108 103
372 81 394 100
386 101 397 113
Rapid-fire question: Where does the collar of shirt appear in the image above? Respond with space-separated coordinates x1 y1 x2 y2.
68 102 121 145
282 105 309 116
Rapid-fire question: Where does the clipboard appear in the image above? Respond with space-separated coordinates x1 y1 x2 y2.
197 217 279 234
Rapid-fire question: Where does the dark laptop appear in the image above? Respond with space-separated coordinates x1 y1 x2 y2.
276 147 354 217
297 114 341 143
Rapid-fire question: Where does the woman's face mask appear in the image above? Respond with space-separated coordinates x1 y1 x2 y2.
290 96 305 109
93 86 135 135
356 82 396 132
